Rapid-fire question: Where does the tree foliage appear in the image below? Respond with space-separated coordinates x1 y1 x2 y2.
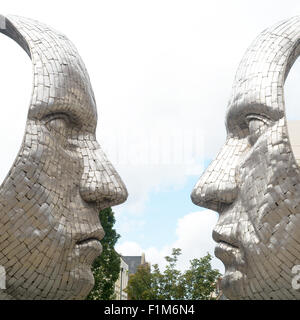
124 263 155 300
86 207 121 300
126 248 221 300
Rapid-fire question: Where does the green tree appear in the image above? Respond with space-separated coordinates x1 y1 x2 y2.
182 253 221 300
125 248 221 300
126 264 155 300
152 248 185 299
86 207 121 300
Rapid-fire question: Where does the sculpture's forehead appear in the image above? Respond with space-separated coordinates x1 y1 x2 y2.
3 15 97 129
226 16 300 127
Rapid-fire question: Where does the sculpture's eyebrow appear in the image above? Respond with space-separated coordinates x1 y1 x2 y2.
35 101 98 132
225 102 282 132
26 89 97 134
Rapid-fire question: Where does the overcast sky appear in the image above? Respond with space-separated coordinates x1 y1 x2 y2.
0 0 300 273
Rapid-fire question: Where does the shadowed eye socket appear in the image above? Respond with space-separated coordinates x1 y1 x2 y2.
246 114 271 146
44 113 72 135
44 113 80 151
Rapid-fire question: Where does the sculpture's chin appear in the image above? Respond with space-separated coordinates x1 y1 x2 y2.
4 264 95 300
68 263 95 300
221 269 245 300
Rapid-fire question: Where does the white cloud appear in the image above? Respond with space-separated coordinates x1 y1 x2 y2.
114 213 146 236
116 209 225 273
112 163 203 218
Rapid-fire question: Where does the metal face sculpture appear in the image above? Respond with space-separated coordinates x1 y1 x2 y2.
0 15 128 299
191 17 300 299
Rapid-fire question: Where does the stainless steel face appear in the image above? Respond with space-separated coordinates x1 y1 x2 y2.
0 15 128 300
191 16 300 299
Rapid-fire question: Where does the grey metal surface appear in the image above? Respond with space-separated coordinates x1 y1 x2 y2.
0 15 128 300
191 16 300 299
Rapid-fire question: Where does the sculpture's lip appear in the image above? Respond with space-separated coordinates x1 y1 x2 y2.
74 229 104 264
215 240 239 249
75 239 103 265
76 237 102 245
213 229 241 264
212 230 240 249
214 240 240 265
75 228 105 245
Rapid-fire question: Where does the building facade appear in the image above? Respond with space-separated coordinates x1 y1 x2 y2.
114 256 129 300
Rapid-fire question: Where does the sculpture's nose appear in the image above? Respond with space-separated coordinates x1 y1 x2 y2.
79 141 128 209
191 138 240 212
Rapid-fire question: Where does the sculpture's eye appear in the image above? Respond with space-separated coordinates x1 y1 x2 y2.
44 113 79 150
246 115 270 146
45 113 70 136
